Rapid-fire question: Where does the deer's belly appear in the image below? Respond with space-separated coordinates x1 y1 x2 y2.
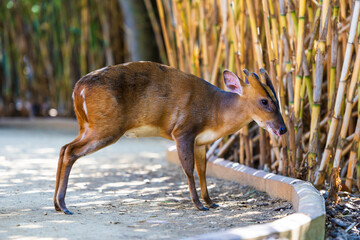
124 125 161 138
196 130 220 145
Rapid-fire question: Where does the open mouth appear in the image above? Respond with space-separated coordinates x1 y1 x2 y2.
265 123 281 137
258 121 283 137
272 129 281 137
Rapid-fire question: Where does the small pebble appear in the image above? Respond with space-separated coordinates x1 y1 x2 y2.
320 190 328 199
342 208 351 215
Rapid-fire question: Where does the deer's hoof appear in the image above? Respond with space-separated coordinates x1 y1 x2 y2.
198 206 209 211
209 203 219 208
54 202 61 212
62 209 73 215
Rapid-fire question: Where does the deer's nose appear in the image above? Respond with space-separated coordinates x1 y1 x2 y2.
279 126 287 135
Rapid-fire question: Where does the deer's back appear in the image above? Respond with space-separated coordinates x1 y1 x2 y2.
73 62 219 138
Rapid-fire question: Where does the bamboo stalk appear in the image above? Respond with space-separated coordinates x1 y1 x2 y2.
217 131 240 158
288 0 298 36
98 0 114 66
206 138 223 160
339 0 347 21
268 0 280 75
246 0 264 68
344 68 360 191
294 0 307 121
308 0 331 182
171 0 185 71
300 52 311 119
80 0 89 75
344 120 360 191
156 0 176 67
210 0 227 88
199 1 209 80
229 2 241 74
328 6 339 112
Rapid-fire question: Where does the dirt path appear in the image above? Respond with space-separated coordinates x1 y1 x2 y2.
0 119 293 239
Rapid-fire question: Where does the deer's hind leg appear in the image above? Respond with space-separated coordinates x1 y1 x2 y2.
54 127 123 214
54 121 91 211
54 139 79 211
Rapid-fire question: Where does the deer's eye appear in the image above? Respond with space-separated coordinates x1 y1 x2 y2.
261 99 268 106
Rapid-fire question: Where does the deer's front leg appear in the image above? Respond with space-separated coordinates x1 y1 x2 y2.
175 136 208 211
195 145 219 208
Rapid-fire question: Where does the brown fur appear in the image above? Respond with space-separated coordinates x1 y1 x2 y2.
54 61 286 214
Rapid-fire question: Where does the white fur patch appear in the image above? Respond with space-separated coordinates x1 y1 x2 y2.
122 61 147 66
97 66 108 71
196 130 219 145
80 123 89 141
80 132 86 141
80 89 88 117
83 101 88 116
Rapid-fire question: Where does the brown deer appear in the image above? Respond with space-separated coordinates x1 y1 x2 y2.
54 61 286 214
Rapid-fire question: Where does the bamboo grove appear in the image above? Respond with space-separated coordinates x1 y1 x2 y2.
151 0 360 199
0 0 127 117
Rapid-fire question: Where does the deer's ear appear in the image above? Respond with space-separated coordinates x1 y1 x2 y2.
223 70 245 95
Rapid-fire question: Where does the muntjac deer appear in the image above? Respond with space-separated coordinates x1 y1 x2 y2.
54 61 287 214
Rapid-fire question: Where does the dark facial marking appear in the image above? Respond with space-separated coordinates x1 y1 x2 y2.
263 85 279 110
252 72 260 81
259 68 279 104
265 77 278 103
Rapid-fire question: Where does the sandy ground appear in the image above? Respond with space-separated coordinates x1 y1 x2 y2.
0 119 293 240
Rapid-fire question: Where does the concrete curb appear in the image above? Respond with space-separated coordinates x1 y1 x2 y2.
166 146 325 240
0 117 78 131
